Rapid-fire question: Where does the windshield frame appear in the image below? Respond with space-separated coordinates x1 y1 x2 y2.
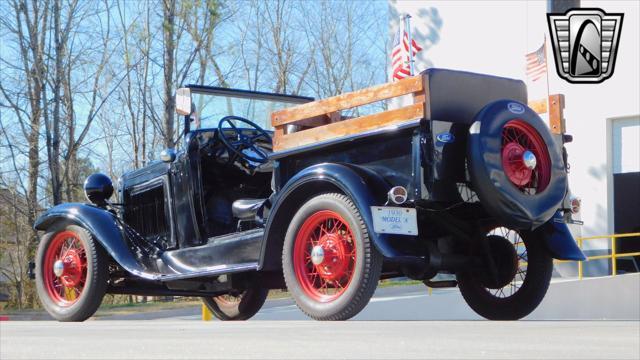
184 85 314 133
187 85 314 104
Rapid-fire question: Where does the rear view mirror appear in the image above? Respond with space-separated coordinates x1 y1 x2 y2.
176 88 192 116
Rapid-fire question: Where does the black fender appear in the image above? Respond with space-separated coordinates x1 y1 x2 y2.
34 203 153 279
534 211 586 261
260 163 409 270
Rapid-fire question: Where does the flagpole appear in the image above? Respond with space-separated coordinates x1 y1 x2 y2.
404 14 415 76
544 34 551 108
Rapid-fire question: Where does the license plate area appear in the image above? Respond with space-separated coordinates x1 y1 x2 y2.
371 206 418 235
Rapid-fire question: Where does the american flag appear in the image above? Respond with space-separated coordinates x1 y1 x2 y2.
526 43 547 82
391 28 423 81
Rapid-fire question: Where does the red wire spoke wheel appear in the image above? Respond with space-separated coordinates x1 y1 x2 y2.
43 231 88 306
501 120 551 194
283 193 382 320
35 224 108 322
293 210 357 302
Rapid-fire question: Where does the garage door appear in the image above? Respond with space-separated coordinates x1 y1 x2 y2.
611 117 640 273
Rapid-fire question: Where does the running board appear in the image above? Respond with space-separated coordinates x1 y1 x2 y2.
126 229 264 281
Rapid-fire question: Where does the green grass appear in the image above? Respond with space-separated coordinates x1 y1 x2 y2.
95 299 202 317
377 279 423 288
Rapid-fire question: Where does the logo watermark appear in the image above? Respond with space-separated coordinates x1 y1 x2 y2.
547 8 623 84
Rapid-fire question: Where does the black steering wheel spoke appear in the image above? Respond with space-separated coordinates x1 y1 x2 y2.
249 144 269 159
217 115 272 164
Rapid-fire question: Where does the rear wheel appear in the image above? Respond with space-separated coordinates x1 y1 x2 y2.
282 193 382 320
457 227 553 320
35 224 108 322
202 286 268 321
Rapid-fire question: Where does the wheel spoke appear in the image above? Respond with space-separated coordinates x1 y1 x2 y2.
481 227 528 299
293 210 359 301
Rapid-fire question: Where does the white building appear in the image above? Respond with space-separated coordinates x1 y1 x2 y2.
389 1 640 274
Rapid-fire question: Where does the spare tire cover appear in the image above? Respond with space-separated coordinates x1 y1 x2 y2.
467 100 567 230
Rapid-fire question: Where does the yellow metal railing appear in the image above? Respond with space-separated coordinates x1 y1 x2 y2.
555 232 640 280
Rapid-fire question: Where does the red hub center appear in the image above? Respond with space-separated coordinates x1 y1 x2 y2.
501 120 551 194
502 142 532 186
314 233 350 281
43 231 88 306
57 249 84 288
293 210 357 302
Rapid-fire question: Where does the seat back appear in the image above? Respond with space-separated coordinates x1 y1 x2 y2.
422 68 528 124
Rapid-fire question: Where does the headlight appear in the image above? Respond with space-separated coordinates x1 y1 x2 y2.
83 173 114 205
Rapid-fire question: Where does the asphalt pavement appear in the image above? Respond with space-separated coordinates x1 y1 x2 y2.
1 281 639 359
2 319 638 359
102 284 483 321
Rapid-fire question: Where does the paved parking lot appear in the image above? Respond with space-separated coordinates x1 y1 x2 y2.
2 277 638 359
2 320 639 359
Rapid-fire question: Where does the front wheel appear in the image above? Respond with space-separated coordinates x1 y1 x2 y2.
202 286 268 321
35 224 108 322
457 226 553 320
282 193 382 320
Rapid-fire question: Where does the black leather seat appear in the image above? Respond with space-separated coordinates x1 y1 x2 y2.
231 199 265 220
422 68 528 124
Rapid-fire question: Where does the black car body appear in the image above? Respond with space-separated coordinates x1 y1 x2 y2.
33 68 585 321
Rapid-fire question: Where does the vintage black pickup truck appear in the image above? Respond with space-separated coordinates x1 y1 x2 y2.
32 69 584 321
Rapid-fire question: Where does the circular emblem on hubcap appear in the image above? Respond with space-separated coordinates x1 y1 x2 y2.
53 259 65 277
522 150 537 169
310 245 325 265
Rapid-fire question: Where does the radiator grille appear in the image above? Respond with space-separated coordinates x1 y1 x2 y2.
124 185 169 243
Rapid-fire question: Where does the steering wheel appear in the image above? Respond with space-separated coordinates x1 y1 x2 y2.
217 115 272 164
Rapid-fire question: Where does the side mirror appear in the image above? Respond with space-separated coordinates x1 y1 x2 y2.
175 87 191 116
160 149 176 163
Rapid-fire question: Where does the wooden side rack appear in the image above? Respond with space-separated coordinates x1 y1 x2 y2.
270 75 425 152
270 73 565 152
528 94 566 134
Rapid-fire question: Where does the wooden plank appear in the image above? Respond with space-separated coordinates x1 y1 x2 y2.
413 73 427 104
271 76 423 127
293 111 342 128
273 103 424 151
548 94 565 134
528 98 548 114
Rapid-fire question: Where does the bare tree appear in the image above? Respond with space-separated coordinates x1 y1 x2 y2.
0 0 50 256
300 1 383 100
61 1 116 201
0 188 31 309
162 0 176 149
0 0 389 309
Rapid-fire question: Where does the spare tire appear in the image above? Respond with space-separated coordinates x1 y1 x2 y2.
467 100 567 230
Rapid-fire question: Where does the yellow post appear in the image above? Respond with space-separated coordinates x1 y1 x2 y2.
202 303 212 321
428 286 432 296
611 236 617 276
578 238 583 280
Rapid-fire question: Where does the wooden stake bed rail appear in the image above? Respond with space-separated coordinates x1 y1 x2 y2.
271 76 425 152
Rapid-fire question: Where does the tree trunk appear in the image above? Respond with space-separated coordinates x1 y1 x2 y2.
49 0 63 205
162 0 176 149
